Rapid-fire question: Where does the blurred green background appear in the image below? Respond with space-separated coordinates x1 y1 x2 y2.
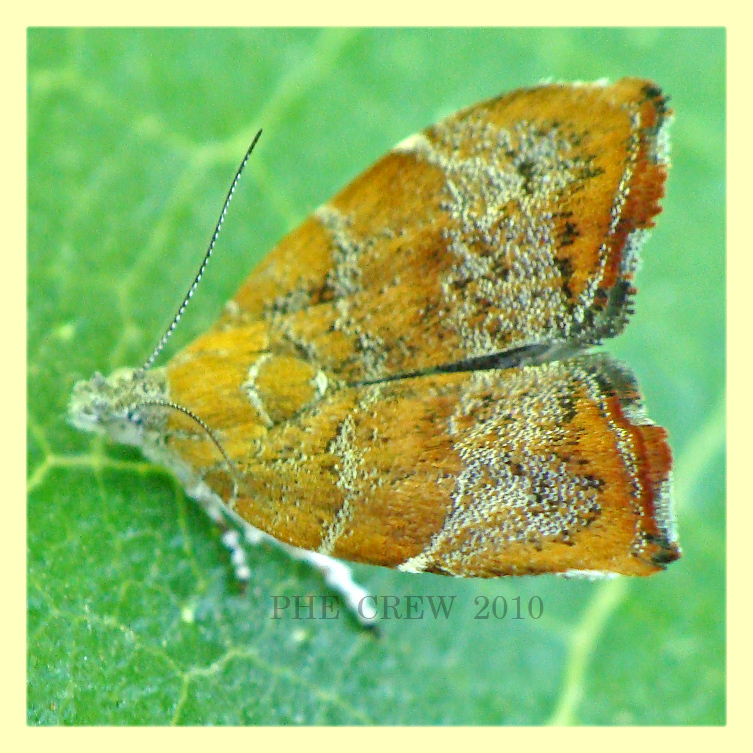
27 28 725 725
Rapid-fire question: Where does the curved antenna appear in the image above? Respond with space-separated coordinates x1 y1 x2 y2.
141 129 263 372
135 398 240 500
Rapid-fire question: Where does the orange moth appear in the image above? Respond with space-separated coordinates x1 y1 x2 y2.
70 79 680 625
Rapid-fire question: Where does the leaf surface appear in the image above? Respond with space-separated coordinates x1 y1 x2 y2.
28 27 725 725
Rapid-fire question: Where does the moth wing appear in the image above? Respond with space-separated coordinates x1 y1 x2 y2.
164 349 678 576
217 78 670 382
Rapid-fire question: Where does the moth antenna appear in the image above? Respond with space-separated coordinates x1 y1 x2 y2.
135 398 240 502
141 129 263 372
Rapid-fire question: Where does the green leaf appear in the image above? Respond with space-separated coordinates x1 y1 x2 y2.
28 28 725 725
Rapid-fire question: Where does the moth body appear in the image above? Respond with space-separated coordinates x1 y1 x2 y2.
70 79 681 614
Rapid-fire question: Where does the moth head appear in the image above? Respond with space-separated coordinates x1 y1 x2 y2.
68 368 169 448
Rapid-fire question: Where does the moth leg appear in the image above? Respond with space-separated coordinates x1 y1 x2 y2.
186 478 377 628
183 482 253 585
219 529 252 584
268 541 378 630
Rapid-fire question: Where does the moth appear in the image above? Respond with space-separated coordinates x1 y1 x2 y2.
69 78 681 623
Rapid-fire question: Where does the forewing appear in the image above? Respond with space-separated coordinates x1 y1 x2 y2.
163 347 678 576
216 78 670 382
